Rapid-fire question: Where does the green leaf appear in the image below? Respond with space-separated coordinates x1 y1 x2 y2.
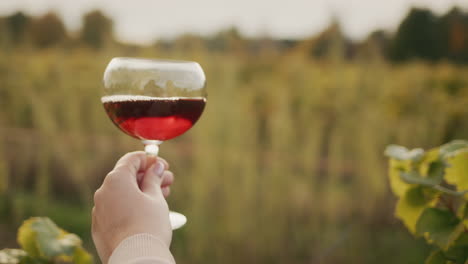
0 249 27 264
17 219 40 257
426 161 446 184
440 140 468 159
445 150 468 192
32 218 82 258
416 208 464 250
400 171 441 186
37 233 81 259
419 149 440 174
389 159 412 197
396 186 439 233
73 247 93 264
425 250 446 264
385 145 424 161
445 232 468 264
457 202 468 219
16 217 92 262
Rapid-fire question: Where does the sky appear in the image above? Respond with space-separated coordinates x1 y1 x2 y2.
0 0 467 45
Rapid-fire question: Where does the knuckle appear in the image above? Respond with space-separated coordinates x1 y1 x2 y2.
103 170 124 186
93 189 102 203
104 170 118 180
114 165 135 179
113 164 131 174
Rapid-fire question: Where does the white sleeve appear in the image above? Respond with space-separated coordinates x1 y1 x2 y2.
108 234 175 264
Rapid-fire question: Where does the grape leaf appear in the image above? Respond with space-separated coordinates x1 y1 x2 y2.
73 247 93 264
419 149 442 174
458 202 468 219
396 186 439 233
425 250 446 264
444 233 468 264
31 218 81 258
0 249 27 264
426 160 446 184
445 150 468 192
399 152 445 187
16 217 92 263
385 145 424 161
400 171 441 186
440 140 468 159
389 159 412 197
17 219 40 257
416 208 464 250
37 233 80 259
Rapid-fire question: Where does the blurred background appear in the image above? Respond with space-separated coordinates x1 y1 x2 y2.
1 0 468 263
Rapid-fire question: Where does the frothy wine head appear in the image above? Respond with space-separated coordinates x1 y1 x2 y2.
101 95 206 103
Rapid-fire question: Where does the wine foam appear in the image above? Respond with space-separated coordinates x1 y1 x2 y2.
101 95 205 103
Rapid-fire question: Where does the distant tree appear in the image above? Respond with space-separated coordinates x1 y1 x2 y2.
357 30 391 61
30 12 67 48
0 18 9 46
206 27 244 52
368 30 391 55
173 33 205 52
390 8 442 62
81 10 113 49
296 20 352 60
5 12 30 44
439 7 468 63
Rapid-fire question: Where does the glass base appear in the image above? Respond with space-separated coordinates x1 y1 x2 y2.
169 211 187 230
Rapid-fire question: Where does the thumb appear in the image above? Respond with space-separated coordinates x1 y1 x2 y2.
141 160 165 196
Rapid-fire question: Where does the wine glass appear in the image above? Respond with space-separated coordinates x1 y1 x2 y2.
101 57 207 229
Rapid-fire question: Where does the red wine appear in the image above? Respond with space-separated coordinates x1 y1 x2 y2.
102 95 206 141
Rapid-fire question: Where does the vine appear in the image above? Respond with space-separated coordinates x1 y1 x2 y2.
385 140 468 264
0 217 92 264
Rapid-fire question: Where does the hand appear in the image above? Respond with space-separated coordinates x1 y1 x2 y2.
92 151 175 263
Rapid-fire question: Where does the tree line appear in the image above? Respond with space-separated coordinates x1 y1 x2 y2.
0 7 467 64
0 10 112 49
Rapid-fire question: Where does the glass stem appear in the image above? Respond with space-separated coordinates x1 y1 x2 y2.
143 140 163 156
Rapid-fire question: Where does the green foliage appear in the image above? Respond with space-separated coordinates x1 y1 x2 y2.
81 10 113 49
446 150 468 191
0 217 92 264
390 7 441 62
5 12 30 44
390 7 468 63
395 186 438 233
386 141 468 264
30 13 67 48
415 208 464 250
425 250 446 264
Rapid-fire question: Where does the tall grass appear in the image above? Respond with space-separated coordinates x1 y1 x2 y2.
0 46 467 263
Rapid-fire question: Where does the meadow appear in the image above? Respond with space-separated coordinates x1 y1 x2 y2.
1 43 468 263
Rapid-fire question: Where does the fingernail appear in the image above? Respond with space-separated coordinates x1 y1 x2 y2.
153 161 165 177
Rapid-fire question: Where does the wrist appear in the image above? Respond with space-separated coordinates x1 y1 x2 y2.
108 233 175 264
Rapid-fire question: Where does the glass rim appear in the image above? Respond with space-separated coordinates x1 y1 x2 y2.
111 57 199 65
